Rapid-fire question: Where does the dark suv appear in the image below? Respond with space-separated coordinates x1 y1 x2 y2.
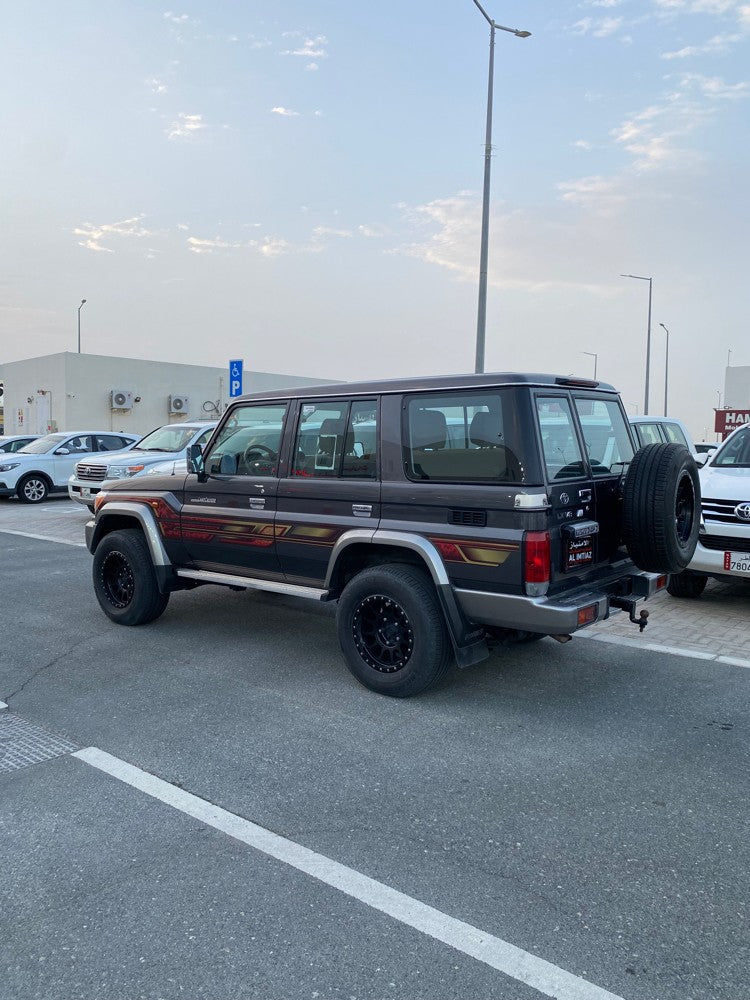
85 373 700 696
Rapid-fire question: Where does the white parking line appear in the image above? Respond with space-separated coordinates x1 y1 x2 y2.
74 746 625 1000
0 528 86 547
579 629 750 669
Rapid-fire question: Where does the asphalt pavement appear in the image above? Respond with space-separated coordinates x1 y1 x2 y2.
0 497 748 1000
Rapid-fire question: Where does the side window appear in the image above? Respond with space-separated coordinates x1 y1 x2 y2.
405 391 526 483
205 404 288 477
65 435 93 454
194 428 214 451
662 422 689 449
292 399 378 479
95 435 127 452
536 397 585 480
574 397 634 476
637 422 662 446
342 401 377 478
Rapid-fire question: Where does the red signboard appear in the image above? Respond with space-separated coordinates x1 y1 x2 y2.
715 409 750 438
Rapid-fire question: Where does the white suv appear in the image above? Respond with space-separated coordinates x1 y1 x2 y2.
0 431 138 504
68 421 216 510
668 422 750 597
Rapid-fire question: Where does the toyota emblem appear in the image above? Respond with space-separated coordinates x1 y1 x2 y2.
735 502 750 521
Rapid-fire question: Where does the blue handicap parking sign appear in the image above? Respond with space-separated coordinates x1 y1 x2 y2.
229 359 243 398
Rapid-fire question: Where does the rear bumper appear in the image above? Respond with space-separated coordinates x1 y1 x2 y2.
456 569 662 635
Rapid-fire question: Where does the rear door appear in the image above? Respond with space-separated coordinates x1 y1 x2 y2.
180 402 289 578
572 394 635 566
276 398 380 585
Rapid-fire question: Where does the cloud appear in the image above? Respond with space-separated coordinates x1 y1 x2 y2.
679 71 750 98
271 106 299 117
166 112 206 139
163 11 191 24
146 77 167 94
281 33 329 71
662 32 742 57
74 216 155 253
571 15 624 36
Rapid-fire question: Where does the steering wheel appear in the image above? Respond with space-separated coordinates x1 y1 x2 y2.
243 443 277 467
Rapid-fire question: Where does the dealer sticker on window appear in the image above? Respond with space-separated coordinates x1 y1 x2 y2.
724 552 750 574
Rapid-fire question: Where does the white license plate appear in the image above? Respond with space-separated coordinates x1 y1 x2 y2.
81 487 91 498
724 551 750 574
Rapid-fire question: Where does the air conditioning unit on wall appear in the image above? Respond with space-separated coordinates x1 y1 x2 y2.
169 394 189 415
111 389 134 410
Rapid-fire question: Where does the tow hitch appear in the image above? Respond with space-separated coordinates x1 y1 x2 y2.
610 596 650 632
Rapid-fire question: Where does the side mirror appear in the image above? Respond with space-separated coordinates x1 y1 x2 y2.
694 452 708 467
187 443 204 475
55 447 70 455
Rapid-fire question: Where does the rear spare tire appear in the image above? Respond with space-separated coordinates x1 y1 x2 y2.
622 443 700 574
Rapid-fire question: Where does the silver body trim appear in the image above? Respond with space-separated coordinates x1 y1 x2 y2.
176 568 328 601
88 501 171 567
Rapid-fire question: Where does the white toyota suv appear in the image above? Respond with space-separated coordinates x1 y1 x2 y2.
68 421 216 510
668 422 750 597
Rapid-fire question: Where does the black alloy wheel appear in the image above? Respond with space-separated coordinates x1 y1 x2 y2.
92 528 169 626
352 593 414 673
336 563 452 697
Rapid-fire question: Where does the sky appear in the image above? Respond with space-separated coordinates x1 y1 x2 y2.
1 0 748 439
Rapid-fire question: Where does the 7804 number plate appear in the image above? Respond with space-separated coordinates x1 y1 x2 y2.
724 551 750 574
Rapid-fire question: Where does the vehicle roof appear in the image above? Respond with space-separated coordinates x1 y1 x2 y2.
629 415 690 425
235 372 617 402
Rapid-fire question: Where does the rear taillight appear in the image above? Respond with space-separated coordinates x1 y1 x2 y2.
524 531 550 596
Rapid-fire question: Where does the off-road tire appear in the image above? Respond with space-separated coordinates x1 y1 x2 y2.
336 563 452 697
92 529 169 626
666 570 708 599
622 443 700 573
17 474 50 504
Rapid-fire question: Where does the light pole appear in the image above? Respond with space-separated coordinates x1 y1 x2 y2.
472 1 531 374
77 299 87 354
620 274 652 414
582 351 598 379
658 323 670 416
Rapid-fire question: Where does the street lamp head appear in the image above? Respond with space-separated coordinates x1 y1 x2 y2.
515 30 531 37
80 299 86 305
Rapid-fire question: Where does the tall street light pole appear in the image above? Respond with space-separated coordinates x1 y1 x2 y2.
77 299 87 354
620 274 652 414
582 351 598 379
659 322 669 416
472 1 530 374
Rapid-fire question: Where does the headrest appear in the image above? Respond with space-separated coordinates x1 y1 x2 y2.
470 412 501 448
318 418 343 437
411 409 447 450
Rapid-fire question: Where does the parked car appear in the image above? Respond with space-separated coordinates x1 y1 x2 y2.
0 434 40 453
695 441 719 456
629 415 698 457
68 421 217 510
84 372 700 697
0 431 139 503
668 422 750 598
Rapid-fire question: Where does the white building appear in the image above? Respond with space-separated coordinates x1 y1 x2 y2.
0 352 328 436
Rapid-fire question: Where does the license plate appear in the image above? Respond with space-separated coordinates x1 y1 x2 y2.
565 535 594 571
724 551 750 574
81 487 91 498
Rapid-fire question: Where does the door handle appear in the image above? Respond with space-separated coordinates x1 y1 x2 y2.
352 504 373 517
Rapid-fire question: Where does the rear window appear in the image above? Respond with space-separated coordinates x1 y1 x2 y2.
404 390 530 483
574 397 634 476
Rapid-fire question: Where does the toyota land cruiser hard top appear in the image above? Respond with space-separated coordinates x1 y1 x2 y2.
85 372 700 697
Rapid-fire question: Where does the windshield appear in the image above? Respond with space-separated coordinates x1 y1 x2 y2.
17 434 67 455
712 426 750 467
133 425 203 453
